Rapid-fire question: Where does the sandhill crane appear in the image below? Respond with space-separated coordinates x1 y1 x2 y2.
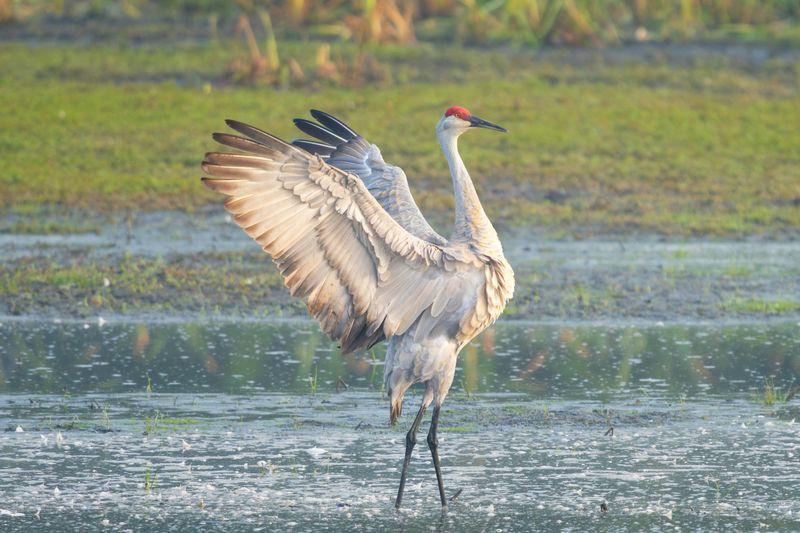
202 106 514 511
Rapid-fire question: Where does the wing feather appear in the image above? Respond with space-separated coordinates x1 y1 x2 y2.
310 109 360 139
202 119 483 353
290 110 447 246
292 139 335 156
294 118 347 145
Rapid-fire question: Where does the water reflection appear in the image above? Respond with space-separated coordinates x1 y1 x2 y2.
2 320 800 531
1 320 797 398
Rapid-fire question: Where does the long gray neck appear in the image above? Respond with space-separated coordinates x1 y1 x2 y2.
438 129 502 255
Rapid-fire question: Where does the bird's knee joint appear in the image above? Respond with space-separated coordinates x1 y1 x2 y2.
427 432 438 449
405 431 417 448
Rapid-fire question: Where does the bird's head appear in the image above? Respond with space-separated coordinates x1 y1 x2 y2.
437 106 507 136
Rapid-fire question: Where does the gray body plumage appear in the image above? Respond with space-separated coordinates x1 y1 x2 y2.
202 109 514 427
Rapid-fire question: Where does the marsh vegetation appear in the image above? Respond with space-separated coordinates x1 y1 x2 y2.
1 2 799 238
1 4 799 530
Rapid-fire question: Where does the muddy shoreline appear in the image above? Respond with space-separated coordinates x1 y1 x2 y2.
2 209 798 323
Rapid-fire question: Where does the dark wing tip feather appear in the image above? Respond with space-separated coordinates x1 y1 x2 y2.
310 109 360 140
292 139 336 156
211 131 242 146
212 132 282 157
224 119 259 137
225 118 266 133
293 118 346 146
225 119 290 146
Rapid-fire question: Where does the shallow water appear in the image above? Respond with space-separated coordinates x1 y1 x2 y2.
1 320 799 531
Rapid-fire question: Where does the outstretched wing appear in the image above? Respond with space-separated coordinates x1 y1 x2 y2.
202 120 481 354
291 109 447 246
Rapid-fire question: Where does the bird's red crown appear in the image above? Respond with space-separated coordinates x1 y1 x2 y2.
444 106 471 120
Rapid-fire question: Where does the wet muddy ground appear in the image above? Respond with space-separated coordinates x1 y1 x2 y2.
1 321 799 531
2 209 799 322
2 210 799 531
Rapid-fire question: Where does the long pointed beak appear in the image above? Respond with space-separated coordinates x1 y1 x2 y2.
469 115 507 132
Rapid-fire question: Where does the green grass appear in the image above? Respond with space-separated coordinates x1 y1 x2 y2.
143 469 157 491
0 252 291 316
441 425 476 433
722 298 800 314
0 219 101 235
159 418 200 426
721 265 754 277
0 263 105 293
1 41 799 236
753 378 797 406
143 410 161 435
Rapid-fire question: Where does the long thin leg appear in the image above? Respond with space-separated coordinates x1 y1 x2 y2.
427 404 448 511
395 402 428 509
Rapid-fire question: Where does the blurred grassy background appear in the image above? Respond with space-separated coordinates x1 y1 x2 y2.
1 0 799 237
4 0 800 46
